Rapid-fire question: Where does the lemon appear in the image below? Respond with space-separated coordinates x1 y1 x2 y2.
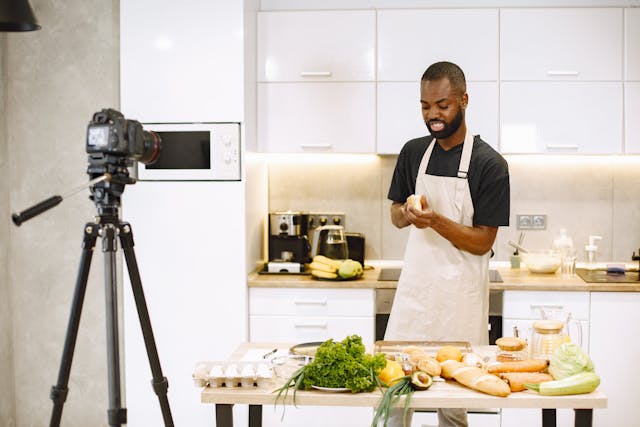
377 359 405 386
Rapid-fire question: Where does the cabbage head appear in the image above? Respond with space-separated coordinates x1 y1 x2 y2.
548 342 595 380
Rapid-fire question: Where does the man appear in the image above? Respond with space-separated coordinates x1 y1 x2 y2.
385 61 510 427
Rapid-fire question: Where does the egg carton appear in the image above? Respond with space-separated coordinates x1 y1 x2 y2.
192 361 273 388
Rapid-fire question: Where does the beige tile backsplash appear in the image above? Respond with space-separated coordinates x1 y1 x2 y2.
268 155 640 264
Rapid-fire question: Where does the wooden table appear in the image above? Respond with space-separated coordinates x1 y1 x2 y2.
200 343 607 427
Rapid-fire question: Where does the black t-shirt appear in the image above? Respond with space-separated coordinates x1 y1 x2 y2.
388 135 510 227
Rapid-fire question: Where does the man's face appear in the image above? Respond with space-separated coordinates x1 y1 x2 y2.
420 78 467 140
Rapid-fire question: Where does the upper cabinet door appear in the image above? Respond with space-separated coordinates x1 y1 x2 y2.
377 9 498 82
120 0 243 122
501 8 623 81
377 82 498 154
257 83 375 153
626 83 640 153
501 82 623 154
626 8 640 81
257 11 375 82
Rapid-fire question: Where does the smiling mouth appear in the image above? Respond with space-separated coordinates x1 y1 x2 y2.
429 121 445 131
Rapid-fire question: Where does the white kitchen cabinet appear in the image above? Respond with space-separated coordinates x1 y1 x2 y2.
626 8 640 80
257 10 375 82
377 81 498 154
377 9 498 82
411 410 501 427
249 287 375 427
249 287 375 342
120 0 243 122
500 82 623 154
625 83 640 153
257 82 375 153
500 8 623 81
501 290 590 427
589 292 640 427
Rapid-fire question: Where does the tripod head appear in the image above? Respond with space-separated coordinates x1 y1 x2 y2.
11 108 161 226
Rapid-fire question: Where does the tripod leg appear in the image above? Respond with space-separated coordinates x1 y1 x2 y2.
49 224 99 427
103 224 127 427
119 222 174 427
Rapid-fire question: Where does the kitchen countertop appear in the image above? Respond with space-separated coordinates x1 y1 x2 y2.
248 262 640 292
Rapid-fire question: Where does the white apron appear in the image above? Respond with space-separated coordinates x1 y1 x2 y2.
385 131 490 345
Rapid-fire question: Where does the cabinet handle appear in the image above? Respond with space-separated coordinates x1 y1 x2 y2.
546 70 579 76
300 71 332 77
545 144 579 151
294 300 328 306
299 144 332 150
294 323 328 329
530 304 564 311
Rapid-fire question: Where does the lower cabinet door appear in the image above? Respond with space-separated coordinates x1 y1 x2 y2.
262 406 374 427
249 315 374 343
411 409 501 427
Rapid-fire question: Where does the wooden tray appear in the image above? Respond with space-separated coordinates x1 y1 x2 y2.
374 341 472 356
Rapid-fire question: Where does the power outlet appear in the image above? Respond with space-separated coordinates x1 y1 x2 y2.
517 214 547 230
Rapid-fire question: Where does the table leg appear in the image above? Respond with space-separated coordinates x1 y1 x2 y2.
574 409 593 427
542 408 557 427
249 405 262 427
216 404 234 427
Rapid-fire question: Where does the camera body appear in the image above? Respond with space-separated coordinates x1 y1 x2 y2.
86 108 160 165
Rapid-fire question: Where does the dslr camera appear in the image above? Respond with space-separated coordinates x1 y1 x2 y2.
86 108 161 167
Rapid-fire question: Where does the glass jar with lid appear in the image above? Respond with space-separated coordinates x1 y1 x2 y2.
530 320 565 360
495 337 528 362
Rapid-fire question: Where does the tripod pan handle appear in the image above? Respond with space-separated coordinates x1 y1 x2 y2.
12 195 63 226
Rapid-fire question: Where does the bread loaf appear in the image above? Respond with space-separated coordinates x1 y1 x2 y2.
406 194 423 210
499 372 554 392
440 360 511 397
402 346 441 377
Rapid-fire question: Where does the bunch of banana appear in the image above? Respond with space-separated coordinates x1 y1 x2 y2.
309 255 364 280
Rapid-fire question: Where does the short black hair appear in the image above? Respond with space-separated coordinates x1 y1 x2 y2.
421 61 466 95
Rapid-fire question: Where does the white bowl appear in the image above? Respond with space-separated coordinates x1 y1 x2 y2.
521 252 561 273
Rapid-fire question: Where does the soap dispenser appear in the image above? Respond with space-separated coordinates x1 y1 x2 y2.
585 235 602 266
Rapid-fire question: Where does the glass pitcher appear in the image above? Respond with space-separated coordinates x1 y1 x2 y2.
311 225 349 260
530 319 565 360
537 307 583 346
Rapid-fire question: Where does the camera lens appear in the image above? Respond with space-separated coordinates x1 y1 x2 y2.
138 130 161 164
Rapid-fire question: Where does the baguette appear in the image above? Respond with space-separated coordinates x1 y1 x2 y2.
440 360 511 397
487 359 548 374
499 372 554 392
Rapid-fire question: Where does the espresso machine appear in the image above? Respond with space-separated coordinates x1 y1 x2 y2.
267 211 311 272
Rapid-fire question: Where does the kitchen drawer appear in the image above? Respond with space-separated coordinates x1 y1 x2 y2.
249 315 374 343
503 291 590 320
249 288 375 317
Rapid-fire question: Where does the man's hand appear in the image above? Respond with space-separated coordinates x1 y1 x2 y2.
405 194 437 229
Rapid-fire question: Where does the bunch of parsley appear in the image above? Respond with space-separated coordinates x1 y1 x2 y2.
300 335 386 392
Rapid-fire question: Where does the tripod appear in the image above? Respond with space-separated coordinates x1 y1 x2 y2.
48 204 174 427
12 173 174 427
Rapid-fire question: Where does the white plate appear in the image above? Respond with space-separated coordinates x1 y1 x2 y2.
311 385 350 392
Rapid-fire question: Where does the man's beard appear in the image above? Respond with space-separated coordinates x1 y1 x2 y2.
426 108 463 140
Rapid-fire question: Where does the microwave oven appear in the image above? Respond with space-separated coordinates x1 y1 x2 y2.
134 122 241 181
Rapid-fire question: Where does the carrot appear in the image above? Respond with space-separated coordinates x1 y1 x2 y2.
499 372 554 392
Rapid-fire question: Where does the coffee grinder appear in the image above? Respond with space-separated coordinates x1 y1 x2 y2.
267 211 311 272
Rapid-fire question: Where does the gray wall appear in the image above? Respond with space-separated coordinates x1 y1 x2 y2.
3 1 119 426
1 32 17 427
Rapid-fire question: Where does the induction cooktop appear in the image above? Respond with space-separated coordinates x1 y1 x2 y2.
576 268 640 283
